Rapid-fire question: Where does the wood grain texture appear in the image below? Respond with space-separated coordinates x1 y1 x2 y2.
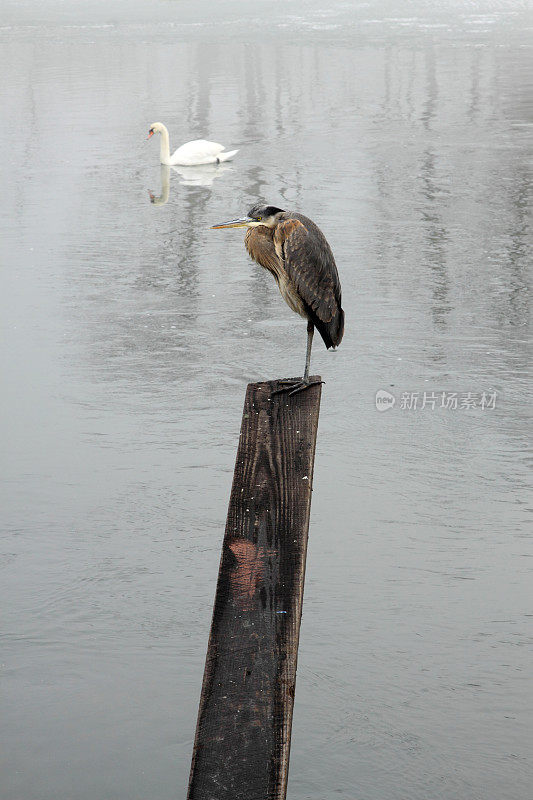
187 378 322 800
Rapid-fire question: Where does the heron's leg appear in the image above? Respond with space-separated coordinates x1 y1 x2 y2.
271 322 323 397
303 321 314 382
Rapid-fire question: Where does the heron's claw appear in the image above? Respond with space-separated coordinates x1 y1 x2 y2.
271 378 324 398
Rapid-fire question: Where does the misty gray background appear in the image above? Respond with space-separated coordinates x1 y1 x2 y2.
1 1 532 798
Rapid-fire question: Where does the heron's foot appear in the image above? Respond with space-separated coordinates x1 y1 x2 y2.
271 378 324 397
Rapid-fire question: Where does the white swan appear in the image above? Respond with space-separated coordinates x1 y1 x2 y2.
147 122 238 166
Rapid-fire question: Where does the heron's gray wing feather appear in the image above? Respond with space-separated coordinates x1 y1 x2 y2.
274 218 339 323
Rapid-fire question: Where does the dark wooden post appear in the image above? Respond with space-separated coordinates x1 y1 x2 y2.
187 377 322 800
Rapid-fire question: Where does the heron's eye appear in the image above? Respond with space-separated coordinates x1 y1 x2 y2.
256 216 262 221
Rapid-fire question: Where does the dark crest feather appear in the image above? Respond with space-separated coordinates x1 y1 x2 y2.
248 203 285 220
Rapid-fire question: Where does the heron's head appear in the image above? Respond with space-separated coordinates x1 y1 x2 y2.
211 204 285 230
147 122 164 139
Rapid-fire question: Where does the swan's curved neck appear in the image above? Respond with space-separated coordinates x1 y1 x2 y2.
159 125 172 165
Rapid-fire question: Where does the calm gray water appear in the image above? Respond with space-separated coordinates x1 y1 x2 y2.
1 1 532 798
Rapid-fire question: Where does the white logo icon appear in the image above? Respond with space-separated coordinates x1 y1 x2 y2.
375 389 396 411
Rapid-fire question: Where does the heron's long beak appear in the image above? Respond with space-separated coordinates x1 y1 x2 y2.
211 217 253 229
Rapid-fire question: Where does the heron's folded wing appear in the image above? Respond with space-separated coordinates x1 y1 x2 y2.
274 219 338 324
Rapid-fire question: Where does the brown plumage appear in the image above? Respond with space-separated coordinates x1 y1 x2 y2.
245 213 344 349
212 204 344 394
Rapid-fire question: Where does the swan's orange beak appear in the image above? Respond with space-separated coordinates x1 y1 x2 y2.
147 129 154 140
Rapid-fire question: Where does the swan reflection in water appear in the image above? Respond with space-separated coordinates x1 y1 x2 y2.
149 163 232 205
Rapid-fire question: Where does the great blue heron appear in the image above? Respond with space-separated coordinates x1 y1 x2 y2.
212 204 344 395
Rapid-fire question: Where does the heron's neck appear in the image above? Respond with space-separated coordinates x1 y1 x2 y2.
159 126 171 165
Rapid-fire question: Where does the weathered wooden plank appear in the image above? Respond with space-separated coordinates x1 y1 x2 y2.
187 377 322 800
